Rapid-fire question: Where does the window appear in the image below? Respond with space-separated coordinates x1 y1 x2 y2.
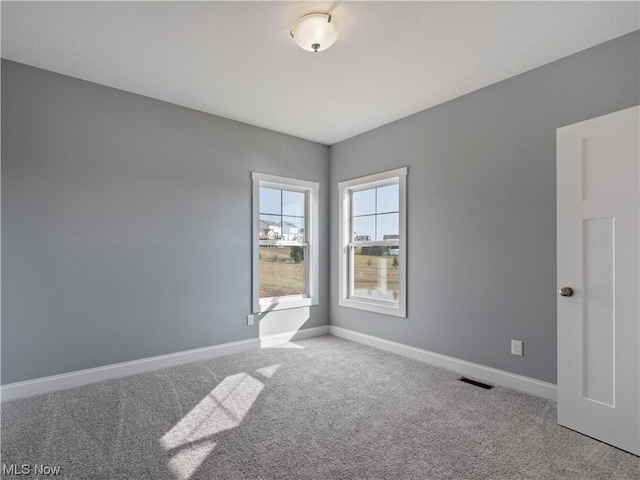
252 172 319 312
338 167 407 317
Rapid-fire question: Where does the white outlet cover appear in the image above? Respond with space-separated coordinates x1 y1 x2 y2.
511 340 523 356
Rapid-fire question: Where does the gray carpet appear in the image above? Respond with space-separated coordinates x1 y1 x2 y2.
2 335 638 479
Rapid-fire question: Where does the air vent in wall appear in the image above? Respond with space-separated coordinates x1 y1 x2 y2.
457 376 494 390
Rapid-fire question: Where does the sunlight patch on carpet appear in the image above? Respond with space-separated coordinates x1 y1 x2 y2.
167 441 217 480
161 372 264 450
255 364 281 378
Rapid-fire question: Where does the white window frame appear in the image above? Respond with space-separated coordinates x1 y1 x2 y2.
252 172 319 313
338 167 407 318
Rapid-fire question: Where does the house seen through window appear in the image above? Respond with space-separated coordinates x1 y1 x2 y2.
252 173 318 313
351 183 401 301
258 187 306 298
339 167 407 317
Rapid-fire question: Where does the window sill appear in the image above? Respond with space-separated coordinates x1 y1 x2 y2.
255 296 316 313
339 297 406 318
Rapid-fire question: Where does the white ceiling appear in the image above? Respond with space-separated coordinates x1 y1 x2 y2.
2 1 639 145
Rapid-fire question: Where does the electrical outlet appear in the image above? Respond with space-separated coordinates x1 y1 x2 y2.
247 314 254 326
511 340 523 356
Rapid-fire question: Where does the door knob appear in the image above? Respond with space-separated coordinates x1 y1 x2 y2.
558 287 574 297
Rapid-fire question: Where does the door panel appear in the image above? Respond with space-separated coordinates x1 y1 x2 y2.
557 106 639 455
582 217 614 406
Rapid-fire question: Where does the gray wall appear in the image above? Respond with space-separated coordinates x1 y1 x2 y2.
330 31 640 384
3 32 639 386
2 60 330 384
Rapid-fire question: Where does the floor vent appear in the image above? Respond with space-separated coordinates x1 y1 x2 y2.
457 377 494 390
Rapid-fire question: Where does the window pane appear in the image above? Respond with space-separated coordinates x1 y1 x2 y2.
259 215 281 240
352 188 375 216
282 216 305 242
352 216 375 241
376 212 399 241
259 188 281 215
260 246 305 298
282 190 305 217
376 184 399 214
352 246 400 302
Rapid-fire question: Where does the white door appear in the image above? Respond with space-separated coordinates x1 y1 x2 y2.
557 106 639 455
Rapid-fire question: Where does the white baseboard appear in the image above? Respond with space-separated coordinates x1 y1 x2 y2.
329 326 557 401
2 325 331 402
260 325 329 348
1 337 260 402
2 325 552 402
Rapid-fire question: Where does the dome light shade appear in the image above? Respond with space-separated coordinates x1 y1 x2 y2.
290 13 339 53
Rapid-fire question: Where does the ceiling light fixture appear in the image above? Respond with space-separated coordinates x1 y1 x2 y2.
290 13 339 53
